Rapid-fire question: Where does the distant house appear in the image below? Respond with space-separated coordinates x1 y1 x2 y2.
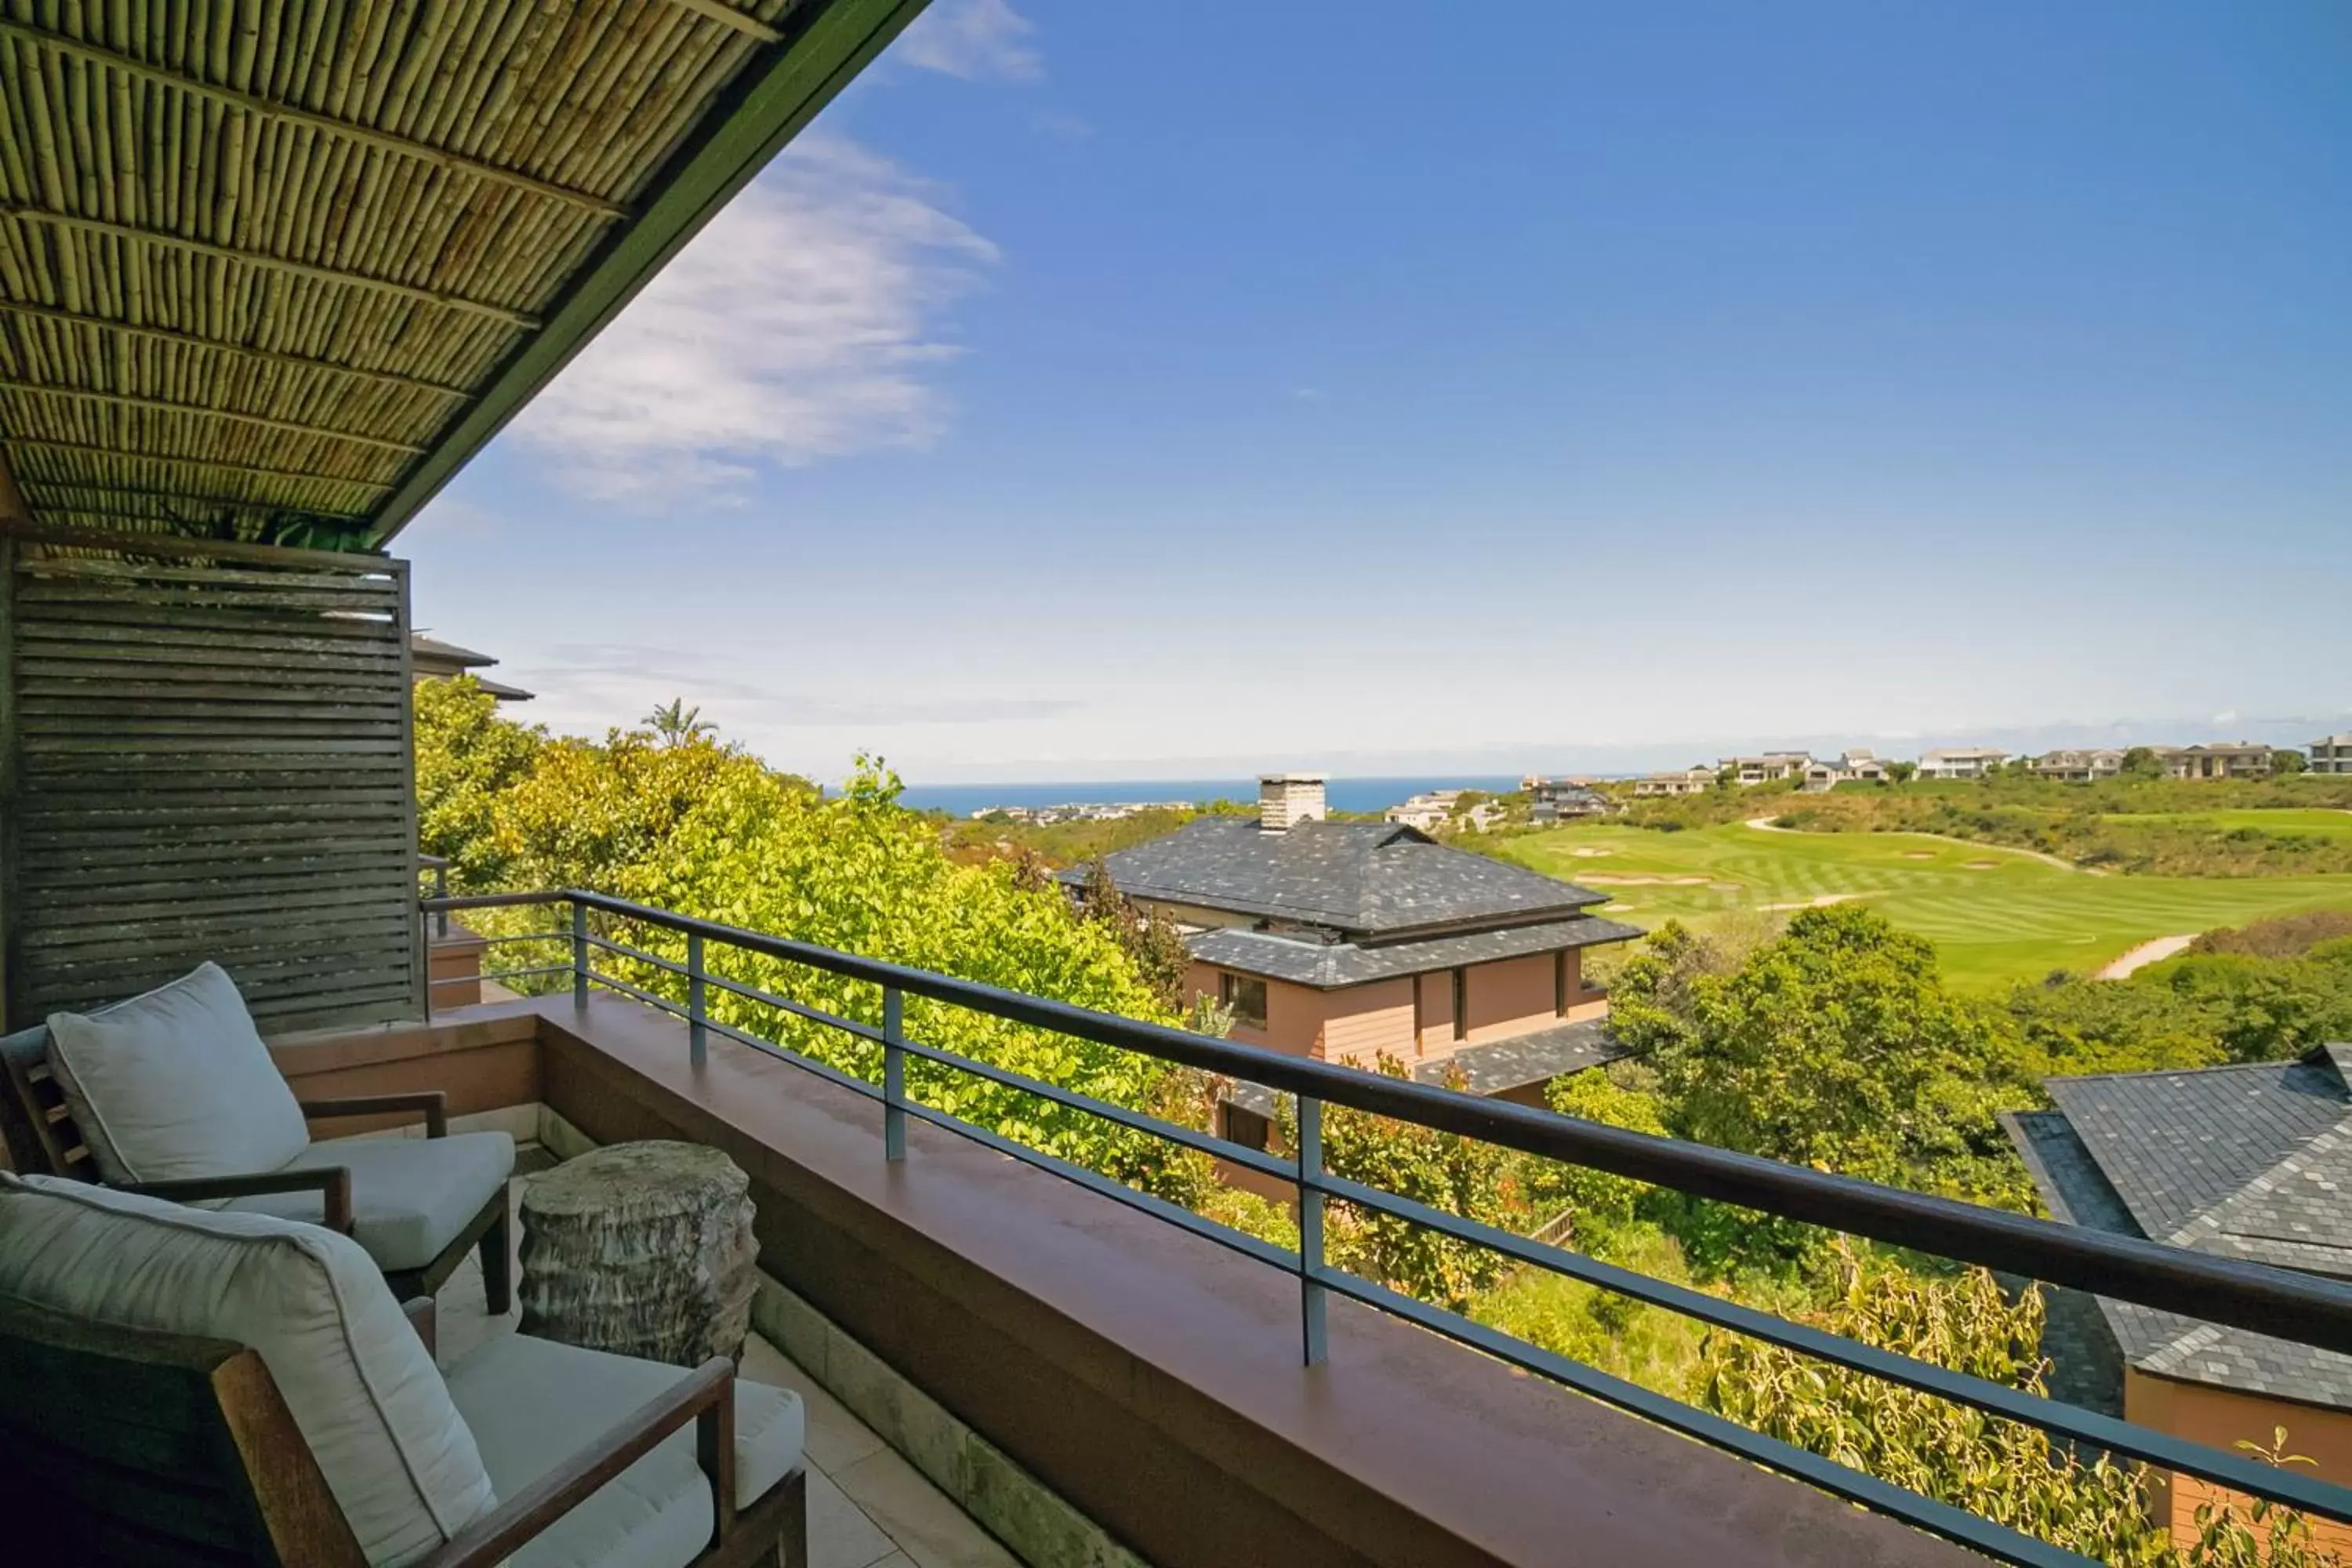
2005 1049 2352 1554
1801 750 1890 791
1385 790 1462 833
2169 742 2274 782
1719 753 1811 786
2034 748 2128 783
2313 735 2352 776
1526 778 1613 824
1632 767 1716 797
410 633 534 702
1069 775 1642 1142
1916 747 2010 780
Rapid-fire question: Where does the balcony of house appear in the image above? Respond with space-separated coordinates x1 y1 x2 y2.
31 885 2344 1568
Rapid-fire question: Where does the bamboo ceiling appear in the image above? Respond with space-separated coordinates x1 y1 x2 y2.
0 0 928 550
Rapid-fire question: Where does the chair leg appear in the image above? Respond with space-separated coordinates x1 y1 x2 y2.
780 1469 807 1568
481 1184 513 1316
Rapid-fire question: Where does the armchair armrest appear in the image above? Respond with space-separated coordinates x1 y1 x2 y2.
420 1359 737 1568
122 1167 354 1234
299 1091 448 1138
403 1297 437 1359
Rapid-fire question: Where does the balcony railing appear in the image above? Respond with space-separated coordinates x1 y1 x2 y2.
423 887 2352 1568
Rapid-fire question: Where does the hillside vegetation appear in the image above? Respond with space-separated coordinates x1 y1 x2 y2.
1615 772 2352 876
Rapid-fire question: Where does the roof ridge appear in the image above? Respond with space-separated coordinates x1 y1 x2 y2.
2042 1059 2296 1085
2165 1120 2352 1250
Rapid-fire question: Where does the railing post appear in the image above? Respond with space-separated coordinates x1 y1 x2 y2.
883 985 906 1162
432 863 449 939
1298 1093 1327 1366
688 931 707 1067
571 900 589 1009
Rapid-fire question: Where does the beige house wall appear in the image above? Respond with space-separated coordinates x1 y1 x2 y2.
1461 953 1561 1045
2125 1369 2352 1555
1190 951 1586 1069
1319 978 1417 1065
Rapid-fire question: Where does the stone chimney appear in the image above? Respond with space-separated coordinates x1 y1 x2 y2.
1258 773 1327 833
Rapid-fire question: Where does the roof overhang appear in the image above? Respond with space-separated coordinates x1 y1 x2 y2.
0 0 931 552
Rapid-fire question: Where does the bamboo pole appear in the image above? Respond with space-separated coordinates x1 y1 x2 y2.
0 208 541 327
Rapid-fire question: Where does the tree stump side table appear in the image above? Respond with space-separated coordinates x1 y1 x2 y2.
517 1141 757 1368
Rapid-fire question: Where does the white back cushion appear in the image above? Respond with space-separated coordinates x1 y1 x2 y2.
0 1174 495 1566
45 961 311 1183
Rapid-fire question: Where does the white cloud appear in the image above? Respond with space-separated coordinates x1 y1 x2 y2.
895 0 1040 82
513 135 997 505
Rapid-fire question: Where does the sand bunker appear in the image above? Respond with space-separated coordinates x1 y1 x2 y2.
1759 893 1864 912
1569 847 1613 858
1578 874 1710 886
1962 861 2000 870
1901 851 1936 859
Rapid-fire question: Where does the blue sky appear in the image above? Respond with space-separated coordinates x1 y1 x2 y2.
403 1 2350 785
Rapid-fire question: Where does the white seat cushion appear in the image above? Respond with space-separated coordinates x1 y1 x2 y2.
445 1332 804 1568
228 1131 515 1272
0 1173 495 1566
43 962 310 1184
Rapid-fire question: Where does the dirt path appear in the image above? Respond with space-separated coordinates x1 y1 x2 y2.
2096 934 2198 979
1740 816 2094 873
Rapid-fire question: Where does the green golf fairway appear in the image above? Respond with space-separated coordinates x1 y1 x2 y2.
1496 821 2352 991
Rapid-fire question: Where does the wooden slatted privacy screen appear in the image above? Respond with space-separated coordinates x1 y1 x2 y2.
0 522 421 1033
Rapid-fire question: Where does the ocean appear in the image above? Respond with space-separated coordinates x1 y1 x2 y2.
895 776 1526 818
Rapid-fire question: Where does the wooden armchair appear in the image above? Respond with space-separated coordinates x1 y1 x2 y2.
0 1290 808 1568
1 1028 510 1312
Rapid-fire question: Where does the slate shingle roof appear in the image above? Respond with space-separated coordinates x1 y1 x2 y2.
2002 1046 2352 1411
1410 1019 1624 1095
1065 818 1609 936
1184 916 1642 990
2043 1057 2350 1238
1220 1019 1623 1116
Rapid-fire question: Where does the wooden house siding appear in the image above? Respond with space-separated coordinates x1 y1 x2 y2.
1317 978 1417 1065
0 524 420 1032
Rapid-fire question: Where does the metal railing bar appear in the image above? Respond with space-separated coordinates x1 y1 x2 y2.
429 963 572 990
700 968 886 1045
694 1013 887 1106
418 888 2352 1358
892 1092 1300 1276
425 891 559 912
470 931 573 949
583 932 691 976
551 888 2352 1356
1316 1173 2352 1524
1311 1267 2094 1568
892 1033 1298 1184
583 967 687 1015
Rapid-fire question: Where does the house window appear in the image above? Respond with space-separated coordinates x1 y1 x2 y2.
1221 971 1268 1031
1451 967 1468 1041
1221 1102 1273 1152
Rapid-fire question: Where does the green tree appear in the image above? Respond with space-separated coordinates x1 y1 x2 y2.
1534 1065 1670 1242
1283 1054 1532 1312
646 698 716 747
412 689 1273 1228
1072 857 1192 1013
1886 760 1918 785
2122 746 2166 779
2274 750 2310 777
2003 974 2229 1078
1623 907 2027 1209
413 676 546 888
1702 1243 2341 1566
